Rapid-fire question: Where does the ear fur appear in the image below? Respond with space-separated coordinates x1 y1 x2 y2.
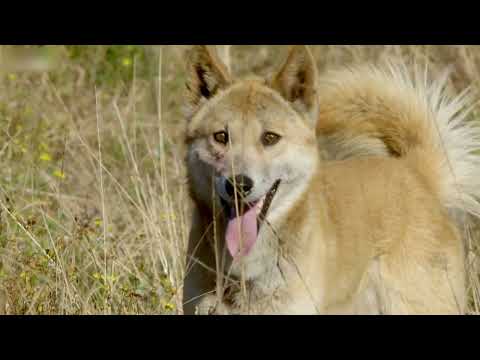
270 45 319 122
184 45 232 117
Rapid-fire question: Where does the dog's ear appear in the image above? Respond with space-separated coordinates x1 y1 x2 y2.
270 45 319 122
184 45 232 117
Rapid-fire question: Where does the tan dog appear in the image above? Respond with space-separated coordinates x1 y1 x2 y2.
182 45 480 315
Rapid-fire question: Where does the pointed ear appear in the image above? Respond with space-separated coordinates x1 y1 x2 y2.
184 45 232 117
270 45 319 122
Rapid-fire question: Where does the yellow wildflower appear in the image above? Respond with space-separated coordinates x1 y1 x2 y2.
39 152 52 162
53 170 65 179
164 302 175 311
122 57 132 67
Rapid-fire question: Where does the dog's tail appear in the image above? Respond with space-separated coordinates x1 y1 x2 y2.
317 63 480 221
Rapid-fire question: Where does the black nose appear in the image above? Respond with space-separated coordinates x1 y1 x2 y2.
225 175 254 199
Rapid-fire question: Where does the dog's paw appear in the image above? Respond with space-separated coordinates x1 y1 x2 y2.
195 295 229 315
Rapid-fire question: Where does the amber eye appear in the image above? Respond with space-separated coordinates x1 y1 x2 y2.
213 131 229 145
262 132 281 146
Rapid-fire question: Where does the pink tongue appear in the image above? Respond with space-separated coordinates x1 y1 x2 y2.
225 205 258 259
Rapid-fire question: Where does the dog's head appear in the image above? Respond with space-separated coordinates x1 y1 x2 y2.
185 46 319 260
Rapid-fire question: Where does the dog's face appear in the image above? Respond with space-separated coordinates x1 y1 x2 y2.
185 46 319 260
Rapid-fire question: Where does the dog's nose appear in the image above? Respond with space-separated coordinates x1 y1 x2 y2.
225 175 254 199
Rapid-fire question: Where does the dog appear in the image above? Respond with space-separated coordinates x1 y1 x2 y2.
181 45 480 315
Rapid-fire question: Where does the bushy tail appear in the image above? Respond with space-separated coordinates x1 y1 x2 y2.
316 62 480 220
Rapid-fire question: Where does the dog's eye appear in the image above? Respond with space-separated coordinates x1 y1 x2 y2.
262 132 281 146
213 131 229 145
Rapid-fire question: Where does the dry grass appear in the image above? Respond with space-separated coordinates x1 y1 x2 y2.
0 45 480 315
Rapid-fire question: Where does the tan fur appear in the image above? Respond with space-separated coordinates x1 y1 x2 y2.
182 46 480 315
215 45 232 73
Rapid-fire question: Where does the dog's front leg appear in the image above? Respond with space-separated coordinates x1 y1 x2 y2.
182 210 217 315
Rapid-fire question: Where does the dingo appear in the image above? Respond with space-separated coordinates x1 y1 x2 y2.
182 45 480 315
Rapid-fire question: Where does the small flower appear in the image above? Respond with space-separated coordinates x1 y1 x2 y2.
164 302 175 311
39 152 52 162
92 272 101 280
53 170 65 179
122 57 132 67
8 73 17 81
94 218 102 227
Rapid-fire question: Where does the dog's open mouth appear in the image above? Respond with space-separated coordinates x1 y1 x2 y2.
221 180 281 259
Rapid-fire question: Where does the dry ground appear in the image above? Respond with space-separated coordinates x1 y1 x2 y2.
0 45 479 314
